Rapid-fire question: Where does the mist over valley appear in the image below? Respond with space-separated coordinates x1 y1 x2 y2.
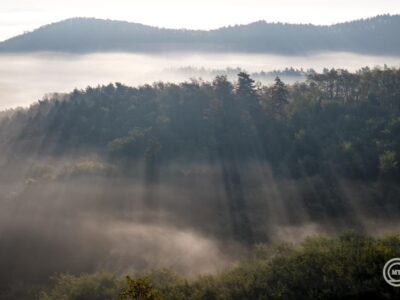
1 11 400 300
0 51 399 109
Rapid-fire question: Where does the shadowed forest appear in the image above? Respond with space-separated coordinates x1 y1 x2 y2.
0 67 400 298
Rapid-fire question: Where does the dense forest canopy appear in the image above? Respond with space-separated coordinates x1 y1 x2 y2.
33 234 400 300
3 233 400 299
1 67 400 299
1 15 400 54
2 67 399 181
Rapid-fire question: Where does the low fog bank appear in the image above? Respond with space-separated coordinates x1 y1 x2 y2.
0 51 399 109
0 157 399 289
0 161 240 289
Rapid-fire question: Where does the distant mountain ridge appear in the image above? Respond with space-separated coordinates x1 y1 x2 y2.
0 15 400 55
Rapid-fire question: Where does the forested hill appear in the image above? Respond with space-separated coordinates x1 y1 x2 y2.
1 68 400 181
1 15 400 54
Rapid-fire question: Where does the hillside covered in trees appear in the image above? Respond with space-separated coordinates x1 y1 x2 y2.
2 67 400 180
1 15 400 54
1 67 400 298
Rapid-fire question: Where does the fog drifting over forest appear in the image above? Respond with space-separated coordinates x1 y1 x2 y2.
1 51 399 109
1 158 398 288
1 55 400 294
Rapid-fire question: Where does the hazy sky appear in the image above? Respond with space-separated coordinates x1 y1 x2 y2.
1 0 399 41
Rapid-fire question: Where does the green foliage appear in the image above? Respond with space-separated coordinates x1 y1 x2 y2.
30 234 400 300
108 127 153 158
379 151 398 176
118 276 162 300
38 272 121 300
151 233 400 299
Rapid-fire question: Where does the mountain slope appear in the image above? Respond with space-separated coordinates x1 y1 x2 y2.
0 15 399 54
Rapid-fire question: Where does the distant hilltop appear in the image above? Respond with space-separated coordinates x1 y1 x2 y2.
0 15 400 55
